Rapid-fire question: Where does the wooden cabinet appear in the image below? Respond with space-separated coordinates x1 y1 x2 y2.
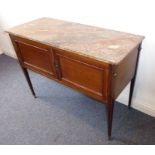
7 18 144 139
11 35 110 101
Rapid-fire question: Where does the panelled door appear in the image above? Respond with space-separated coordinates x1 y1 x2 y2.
54 48 109 101
10 36 57 79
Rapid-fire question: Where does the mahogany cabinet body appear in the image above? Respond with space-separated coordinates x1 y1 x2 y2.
9 34 141 139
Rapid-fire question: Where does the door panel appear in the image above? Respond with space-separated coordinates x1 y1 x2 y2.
14 38 57 78
56 53 109 101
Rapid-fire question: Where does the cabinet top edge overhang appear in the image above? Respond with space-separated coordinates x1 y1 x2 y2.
6 17 145 65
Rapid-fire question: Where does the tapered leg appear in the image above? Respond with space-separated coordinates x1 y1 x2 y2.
106 99 115 140
128 78 136 109
128 44 141 109
21 67 36 98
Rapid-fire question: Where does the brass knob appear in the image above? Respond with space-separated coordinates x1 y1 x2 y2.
113 73 117 77
55 64 59 68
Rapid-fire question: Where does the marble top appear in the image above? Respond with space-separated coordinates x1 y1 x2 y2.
6 17 144 64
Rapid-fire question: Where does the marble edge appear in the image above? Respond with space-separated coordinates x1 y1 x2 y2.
5 32 116 64
5 17 145 40
5 17 145 65
5 31 145 65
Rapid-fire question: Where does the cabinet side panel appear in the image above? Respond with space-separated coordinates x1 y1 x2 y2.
112 47 139 99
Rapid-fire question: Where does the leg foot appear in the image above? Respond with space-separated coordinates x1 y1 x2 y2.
128 77 136 109
22 67 36 98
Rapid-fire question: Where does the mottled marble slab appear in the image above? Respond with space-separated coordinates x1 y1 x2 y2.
6 18 144 64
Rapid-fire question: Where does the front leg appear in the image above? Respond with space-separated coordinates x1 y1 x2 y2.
128 77 136 109
21 67 36 98
106 99 115 140
128 44 141 109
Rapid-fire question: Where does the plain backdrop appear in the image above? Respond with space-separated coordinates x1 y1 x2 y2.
0 0 155 117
